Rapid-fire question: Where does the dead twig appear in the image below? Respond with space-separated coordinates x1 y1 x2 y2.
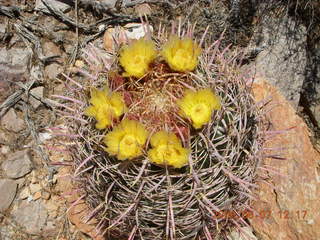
0 89 25 118
14 23 45 61
0 5 20 18
23 100 57 184
41 0 93 34
0 79 37 118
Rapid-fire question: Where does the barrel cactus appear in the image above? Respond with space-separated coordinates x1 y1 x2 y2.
58 22 264 239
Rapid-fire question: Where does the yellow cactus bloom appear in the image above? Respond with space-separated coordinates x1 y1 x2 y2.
177 88 221 129
119 38 157 78
148 131 190 168
161 36 201 72
103 119 149 160
84 87 127 129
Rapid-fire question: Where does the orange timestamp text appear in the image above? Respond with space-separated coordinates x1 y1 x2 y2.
212 209 308 220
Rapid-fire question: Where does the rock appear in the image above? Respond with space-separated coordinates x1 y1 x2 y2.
43 39 62 56
0 145 10 154
0 179 17 212
29 86 44 109
12 200 48 235
20 187 31 200
227 227 257 240
309 104 320 127
251 15 307 109
31 171 38 184
103 27 127 52
251 79 320 240
100 0 117 8
67 195 104 240
0 22 5 34
39 132 53 143
124 23 153 40
2 150 32 179
0 225 16 240
74 60 84 68
0 47 31 75
0 131 11 144
52 174 58 184
302 41 320 126
1 108 25 132
30 183 41 194
33 191 42 201
57 167 104 240
45 64 63 80
15 178 25 189
43 220 57 237
43 41 63 79
46 200 59 218
134 3 152 16
55 167 73 193
41 191 51 200
35 0 71 13
0 47 31 102
103 23 153 52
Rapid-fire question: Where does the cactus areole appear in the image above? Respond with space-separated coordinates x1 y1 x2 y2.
61 23 264 239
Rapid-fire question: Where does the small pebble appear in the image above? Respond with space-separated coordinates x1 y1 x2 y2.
41 191 51 200
30 183 41 194
33 192 42 201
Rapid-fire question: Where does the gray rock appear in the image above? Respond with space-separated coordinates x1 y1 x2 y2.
0 47 31 75
29 86 44 109
2 150 33 179
0 24 5 34
309 104 320 127
103 0 117 8
251 15 307 109
35 0 71 13
12 200 48 235
302 41 320 126
0 179 17 212
0 46 31 102
1 108 25 132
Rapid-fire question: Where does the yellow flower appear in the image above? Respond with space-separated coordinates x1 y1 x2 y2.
148 131 190 168
177 88 221 129
161 36 201 72
119 38 157 78
84 87 127 129
103 119 149 160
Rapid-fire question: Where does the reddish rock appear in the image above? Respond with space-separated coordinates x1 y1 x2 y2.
56 166 104 240
250 79 320 240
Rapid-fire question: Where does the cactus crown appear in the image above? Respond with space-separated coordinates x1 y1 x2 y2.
62 22 263 239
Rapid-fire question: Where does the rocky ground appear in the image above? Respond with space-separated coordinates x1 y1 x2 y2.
0 0 319 240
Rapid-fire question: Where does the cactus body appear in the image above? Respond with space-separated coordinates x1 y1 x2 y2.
61 23 264 239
